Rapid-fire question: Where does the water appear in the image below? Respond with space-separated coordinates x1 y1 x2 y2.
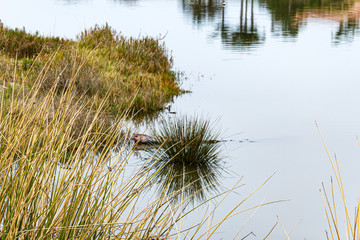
1 0 360 238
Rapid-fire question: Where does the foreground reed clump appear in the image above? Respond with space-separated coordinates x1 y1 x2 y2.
0 78 273 239
145 116 224 203
0 76 193 239
318 125 360 240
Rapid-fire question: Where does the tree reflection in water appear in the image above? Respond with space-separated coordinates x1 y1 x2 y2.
59 0 360 45
334 17 360 43
181 0 360 46
217 0 265 51
182 0 265 51
181 0 224 25
261 0 360 43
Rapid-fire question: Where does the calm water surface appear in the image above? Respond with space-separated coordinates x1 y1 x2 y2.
1 0 360 238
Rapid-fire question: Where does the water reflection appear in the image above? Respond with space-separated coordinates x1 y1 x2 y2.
181 0 360 48
181 0 224 24
304 1 360 44
111 0 139 6
260 0 305 38
333 17 360 43
148 160 223 203
214 0 265 51
55 0 360 45
182 0 265 51
262 0 360 43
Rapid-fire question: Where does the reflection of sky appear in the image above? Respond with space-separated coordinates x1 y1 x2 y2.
1 0 360 238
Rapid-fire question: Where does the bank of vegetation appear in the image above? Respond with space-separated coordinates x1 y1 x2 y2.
0 24 182 119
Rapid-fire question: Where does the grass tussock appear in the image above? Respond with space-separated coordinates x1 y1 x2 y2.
150 116 222 166
146 116 224 203
0 24 182 119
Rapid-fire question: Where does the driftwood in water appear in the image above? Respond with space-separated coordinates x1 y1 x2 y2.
131 133 158 144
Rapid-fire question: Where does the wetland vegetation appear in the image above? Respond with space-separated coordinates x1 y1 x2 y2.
1 0 360 237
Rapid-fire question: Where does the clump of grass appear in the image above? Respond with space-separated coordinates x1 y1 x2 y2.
146 116 224 203
0 75 121 238
151 116 223 165
0 72 193 239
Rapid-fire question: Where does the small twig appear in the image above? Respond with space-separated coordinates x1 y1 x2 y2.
241 231 256 240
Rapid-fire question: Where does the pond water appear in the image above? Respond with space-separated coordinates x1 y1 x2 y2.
1 0 360 238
